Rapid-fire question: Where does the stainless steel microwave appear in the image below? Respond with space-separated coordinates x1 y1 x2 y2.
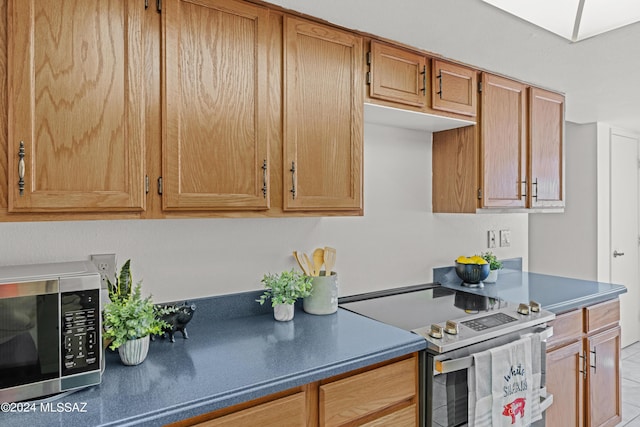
0 261 102 402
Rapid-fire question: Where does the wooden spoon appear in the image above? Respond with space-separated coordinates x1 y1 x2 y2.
293 251 310 276
324 247 336 275
312 248 325 276
303 253 316 277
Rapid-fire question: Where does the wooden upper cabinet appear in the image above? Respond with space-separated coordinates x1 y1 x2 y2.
368 41 427 108
529 87 565 208
431 59 477 117
162 0 269 211
7 0 145 212
480 73 527 208
283 17 363 212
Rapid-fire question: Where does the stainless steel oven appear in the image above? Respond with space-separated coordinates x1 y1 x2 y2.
340 285 555 427
0 261 102 402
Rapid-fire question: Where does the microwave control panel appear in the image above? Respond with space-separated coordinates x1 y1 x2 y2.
60 289 101 376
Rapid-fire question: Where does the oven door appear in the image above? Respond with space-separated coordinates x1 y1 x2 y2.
0 280 61 401
426 326 553 427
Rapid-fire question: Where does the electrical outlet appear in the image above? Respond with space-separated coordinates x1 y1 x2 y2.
91 253 116 290
500 230 511 247
488 230 497 248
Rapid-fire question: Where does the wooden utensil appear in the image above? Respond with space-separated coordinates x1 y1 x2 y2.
312 248 325 276
324 246 336 275
303 253 316 277
293 251 310 276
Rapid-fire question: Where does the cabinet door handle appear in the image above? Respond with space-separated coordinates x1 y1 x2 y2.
590 347 597 373
613 250 625 257
18 141 25 196
420 65 426 95
532 178 538 201
290 161 296 199
261 159 268 198
520 178 527 199
436 73 443 98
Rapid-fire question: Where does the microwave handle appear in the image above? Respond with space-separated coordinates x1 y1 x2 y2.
434 326 553 375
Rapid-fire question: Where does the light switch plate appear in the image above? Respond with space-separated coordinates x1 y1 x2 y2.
488 230 497 248
500 230 511 247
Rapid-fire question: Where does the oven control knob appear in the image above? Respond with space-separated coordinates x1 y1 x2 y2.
517 303 530 315
444 320 459 335
529 300 541 313
429 324 444 339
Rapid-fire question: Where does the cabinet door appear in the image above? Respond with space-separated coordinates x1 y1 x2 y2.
431 59 477 117
8 0 145 212
545 340 584 426
529 87 564 208
283 17 363 212
368 41 427 107
162 0 269 211
479 73 527 208
586 327 621 427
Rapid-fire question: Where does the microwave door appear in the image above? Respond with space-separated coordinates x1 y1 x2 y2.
0 280 60 394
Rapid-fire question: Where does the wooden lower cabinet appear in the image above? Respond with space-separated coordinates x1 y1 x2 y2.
546 300 621 427
171 353 419 427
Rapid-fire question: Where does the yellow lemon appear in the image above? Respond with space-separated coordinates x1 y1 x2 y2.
456 256 468 264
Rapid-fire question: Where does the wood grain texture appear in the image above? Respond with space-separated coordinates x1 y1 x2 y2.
360 404 417 427
529 86 564 208
369 40 426 107
432 125 478 213
546 340 584 427
586 326 622 427
283 16 363 211
195 392 307 427
584 299 620 335
162 0 269 211
431 59 477 117
319 357 416 426
480 72 526 208
547 309 583 351
7 0 145 212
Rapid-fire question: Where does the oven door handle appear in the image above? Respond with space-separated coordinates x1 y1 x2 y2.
434 326 553 375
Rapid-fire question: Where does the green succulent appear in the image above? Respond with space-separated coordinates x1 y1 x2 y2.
480 252 503 271
256 269 313 307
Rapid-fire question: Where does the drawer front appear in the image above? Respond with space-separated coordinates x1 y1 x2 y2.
547 309 583 350
197 392 306 427
585 299 620 334
320 357 417 427
361 404 417 427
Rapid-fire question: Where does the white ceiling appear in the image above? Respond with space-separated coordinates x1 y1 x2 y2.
482 0 640 42
269 0 640 133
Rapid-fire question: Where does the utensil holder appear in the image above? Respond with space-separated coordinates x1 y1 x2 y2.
303 271 338 315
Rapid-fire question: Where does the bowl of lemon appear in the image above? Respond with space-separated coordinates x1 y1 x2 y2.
455 255 490 285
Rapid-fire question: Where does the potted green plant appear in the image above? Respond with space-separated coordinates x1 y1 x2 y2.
256 269 313 321
103 260 168 365
480 252 503 283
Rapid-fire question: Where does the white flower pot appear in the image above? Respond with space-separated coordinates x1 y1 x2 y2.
273 303 295 321
118 335 150 366
485 269 499 284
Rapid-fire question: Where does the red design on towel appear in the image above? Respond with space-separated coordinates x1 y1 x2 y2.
502 397 526 424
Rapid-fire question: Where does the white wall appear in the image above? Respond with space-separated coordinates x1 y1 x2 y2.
529 122 599 280
0 123 528 303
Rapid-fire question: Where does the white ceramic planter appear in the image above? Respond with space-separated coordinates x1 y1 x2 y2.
485 269 499 284
273 303 295 321
118 335 150 366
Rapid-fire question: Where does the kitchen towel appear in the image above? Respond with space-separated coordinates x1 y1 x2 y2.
528 332 543 423
490 336 533 427
468 348 493 427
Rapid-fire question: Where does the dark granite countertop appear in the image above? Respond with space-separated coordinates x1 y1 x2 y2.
435 260 627 313
0 291 425 427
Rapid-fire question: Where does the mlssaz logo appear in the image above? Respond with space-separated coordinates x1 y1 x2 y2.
502 397 526 424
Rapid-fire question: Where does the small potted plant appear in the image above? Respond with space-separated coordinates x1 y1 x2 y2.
103 260 168 365
480 252 503 283
257 269 313 321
